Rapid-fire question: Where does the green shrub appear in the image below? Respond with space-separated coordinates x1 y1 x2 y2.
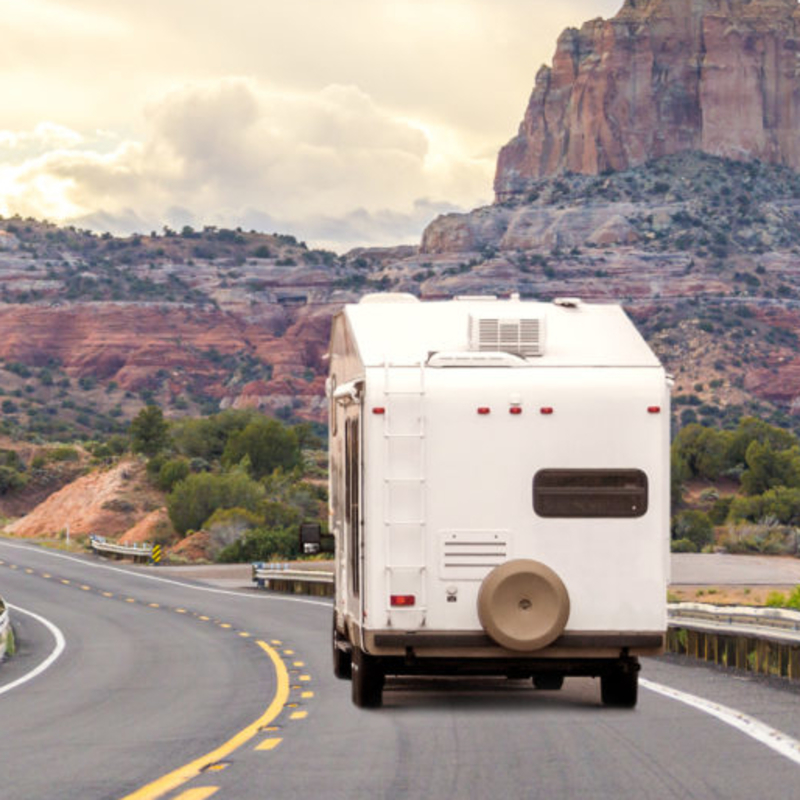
168 471 265 535
671 510 714 549
49 445 79 462
671 538 699 553
217 526 299 563
157 458 190 492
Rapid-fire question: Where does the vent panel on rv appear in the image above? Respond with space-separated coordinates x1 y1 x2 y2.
440 530 508 581
469 314 545 357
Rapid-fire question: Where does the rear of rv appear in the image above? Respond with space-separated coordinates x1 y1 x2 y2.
330 295 670 707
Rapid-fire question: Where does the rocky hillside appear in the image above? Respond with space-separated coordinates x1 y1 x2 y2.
5 1 800 442
495 0 800 196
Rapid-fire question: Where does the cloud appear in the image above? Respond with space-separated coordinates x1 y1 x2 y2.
0 78 493 248
0 1 626 249
0 78 492 250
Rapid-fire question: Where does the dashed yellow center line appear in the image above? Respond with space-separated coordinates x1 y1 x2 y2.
25 568 34 574
290 711 307 721
126 598 136 603
255 738 282 752
199 615 210 621
293 661 305 668
149 603 160 609
42 573 51 579
61 579 70 585
238 632 251 638
270 640 282 645
171 788 219 800
81 585 92 591
299 675 311 682
301 691 314 699
118 641 290 800
176 608 187 614
103 592 114 598
219 623 231 629
10 565 17 570
283 649 295 656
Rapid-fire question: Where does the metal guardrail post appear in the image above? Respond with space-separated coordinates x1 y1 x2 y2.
668 602 800 682
0 595 10 662
89 535 155 562
251 564 334 597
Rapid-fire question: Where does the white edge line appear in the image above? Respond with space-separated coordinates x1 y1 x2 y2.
641 678 800 767
0 539 331 608
0 604 66 697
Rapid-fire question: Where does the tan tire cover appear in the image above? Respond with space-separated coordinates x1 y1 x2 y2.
478 559 570 652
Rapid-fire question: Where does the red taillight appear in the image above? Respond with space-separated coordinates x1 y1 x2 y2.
372 407 386 415
648 406 661 414
477 407 491 415
390 595 416 607
540 407 554 415
509 407 523 415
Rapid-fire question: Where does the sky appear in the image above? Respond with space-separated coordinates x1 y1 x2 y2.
0 0 621 252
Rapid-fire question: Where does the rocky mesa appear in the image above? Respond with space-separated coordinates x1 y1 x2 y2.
495 0 800 196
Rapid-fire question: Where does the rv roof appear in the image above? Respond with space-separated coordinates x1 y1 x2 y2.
345 296 661 368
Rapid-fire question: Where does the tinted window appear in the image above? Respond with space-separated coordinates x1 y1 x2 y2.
534 469 648 518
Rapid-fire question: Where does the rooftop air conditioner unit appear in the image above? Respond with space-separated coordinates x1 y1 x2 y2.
469 313 546 357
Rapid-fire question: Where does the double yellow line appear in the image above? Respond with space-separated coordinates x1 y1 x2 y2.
119 641 290 800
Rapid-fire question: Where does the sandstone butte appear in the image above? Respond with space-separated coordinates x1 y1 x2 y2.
495 0 800 197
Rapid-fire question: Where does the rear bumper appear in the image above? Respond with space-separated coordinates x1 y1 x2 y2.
364 630 665 660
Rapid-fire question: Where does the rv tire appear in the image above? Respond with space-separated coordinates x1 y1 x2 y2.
600 668 638 708
351 647 384 708
332 612 352 680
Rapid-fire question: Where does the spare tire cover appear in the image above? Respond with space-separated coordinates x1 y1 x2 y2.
478 559 570 652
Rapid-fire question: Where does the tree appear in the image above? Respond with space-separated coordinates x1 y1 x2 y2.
741 440 800 495
167 471 265 535
222 418 301 479
130 405 170 457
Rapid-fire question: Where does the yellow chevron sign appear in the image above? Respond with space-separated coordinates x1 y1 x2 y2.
152 544 162 564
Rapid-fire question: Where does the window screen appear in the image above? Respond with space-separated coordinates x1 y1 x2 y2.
533 469 648 518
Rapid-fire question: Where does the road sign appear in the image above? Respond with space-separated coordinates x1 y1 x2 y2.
151 544 162 565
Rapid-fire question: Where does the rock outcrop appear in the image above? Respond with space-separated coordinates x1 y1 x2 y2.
495 0 800 197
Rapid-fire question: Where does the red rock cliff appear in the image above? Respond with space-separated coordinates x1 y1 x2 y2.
495 0 800 197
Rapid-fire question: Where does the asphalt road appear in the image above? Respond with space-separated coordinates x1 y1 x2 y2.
3 539 800 800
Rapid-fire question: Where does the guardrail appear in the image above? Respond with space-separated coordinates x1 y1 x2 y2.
252 563 334 598
668 602 800 681
0 595 10 661
89 535 154 564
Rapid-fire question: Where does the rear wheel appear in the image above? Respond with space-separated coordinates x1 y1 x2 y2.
601 668 638 708
351 646 384 708
332 612 352 680
533 674 564 691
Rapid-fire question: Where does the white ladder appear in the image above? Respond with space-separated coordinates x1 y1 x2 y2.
382 360 427 624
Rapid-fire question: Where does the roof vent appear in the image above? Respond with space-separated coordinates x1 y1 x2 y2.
469 313 546 357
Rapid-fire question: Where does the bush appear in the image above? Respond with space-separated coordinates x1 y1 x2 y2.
217 526 299 563
719 523 795 555
167 471 265 535
671 538 699 553
671 510 714 549
766 586 800 609
157 458 190 492
49 445 79 462
0 465 28 494
222 418 301 479
709 496 734 525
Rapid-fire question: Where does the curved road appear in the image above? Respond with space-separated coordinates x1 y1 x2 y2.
2 538 800 800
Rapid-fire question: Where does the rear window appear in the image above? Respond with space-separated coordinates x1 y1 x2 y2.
533 469 648 518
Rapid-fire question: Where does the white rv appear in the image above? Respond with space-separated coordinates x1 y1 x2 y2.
328 294 670 708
